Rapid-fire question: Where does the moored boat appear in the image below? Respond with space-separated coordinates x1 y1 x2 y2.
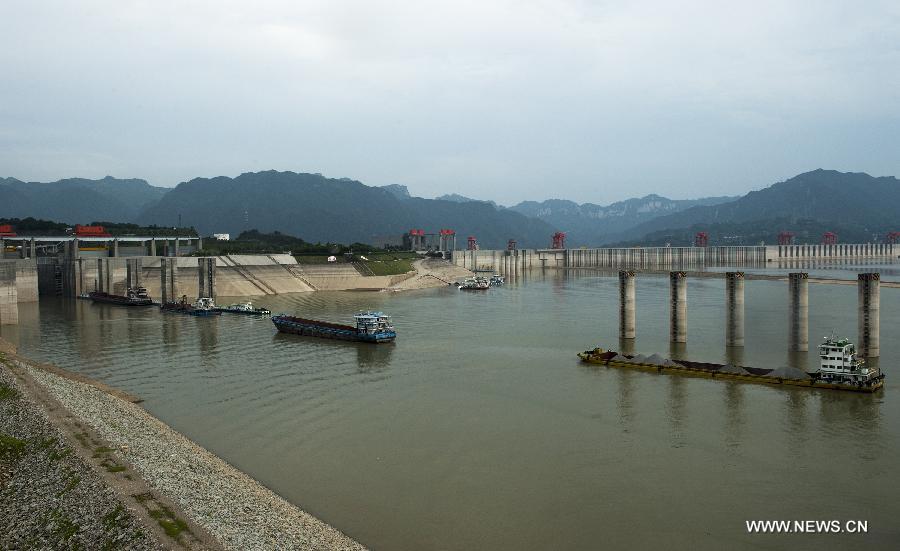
577 335 884 393
161 296 222 316
89 287 154 306
272 311 396 343
458 276 490 290
213 301 271 316
489 274 504 286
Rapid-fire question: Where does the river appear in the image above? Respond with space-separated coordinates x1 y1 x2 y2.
2 267 898 549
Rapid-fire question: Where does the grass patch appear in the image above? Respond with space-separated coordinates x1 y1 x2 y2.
48 447 72 462
157 518 188 539
49 509 80 542
105 465 127 473
57 475 81 497
102 504 125 531
363 258 416 276
0 383 18 400
0 433 26 460
93 446 114 458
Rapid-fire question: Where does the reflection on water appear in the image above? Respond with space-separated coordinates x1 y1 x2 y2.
2 270 898 551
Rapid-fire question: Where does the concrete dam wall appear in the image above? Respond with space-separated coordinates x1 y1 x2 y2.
452 243 897 271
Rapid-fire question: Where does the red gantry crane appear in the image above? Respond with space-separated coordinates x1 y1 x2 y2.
694 232 709 247
822 232 838 245
778 231 795 245
551 232 566 249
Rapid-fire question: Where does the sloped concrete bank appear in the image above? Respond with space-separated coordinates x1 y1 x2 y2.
0 340 367 551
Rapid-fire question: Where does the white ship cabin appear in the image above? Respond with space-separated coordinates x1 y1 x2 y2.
817 336 876 384
355 311 394 334
194 297 217 310
126 287 150 299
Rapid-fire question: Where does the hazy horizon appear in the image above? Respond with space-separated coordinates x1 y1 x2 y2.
2 1 898 205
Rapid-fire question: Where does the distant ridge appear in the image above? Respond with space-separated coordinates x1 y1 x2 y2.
508 194 737 246
0 176 167 223
137 171 556 248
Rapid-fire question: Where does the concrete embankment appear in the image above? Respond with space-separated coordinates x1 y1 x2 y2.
63 255 470 298
0 340 367 551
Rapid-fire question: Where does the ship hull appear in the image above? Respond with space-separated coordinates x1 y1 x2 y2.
213 308 271 316
272 316 395 343
578 352 884 393
88 292 154 306
160 303 221 316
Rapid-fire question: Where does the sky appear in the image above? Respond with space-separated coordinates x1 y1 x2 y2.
1 0 899 205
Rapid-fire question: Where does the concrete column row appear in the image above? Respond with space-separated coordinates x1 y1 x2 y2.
615 270 879 358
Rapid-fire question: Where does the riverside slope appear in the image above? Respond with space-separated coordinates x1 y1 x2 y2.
1 341 367 551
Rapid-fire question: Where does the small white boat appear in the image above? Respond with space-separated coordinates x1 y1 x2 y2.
458 276 490 290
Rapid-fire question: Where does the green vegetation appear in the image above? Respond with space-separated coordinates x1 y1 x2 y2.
0 432 26 460
48 447 72 462
147 503 190 540
364 258 415 276
48 509 80 542
197 229 382 257
57 473 82 497
0 382 18 400
105 465 127 473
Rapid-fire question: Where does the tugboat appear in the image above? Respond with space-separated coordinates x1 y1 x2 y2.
458 276 490 290
577 335 884 393
272 311 396 343
489 274 504 286
161 296 222 317
213 301 271 316
88 287 154 306
814 334 883 388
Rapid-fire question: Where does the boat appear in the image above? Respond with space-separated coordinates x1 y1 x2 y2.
577 335 884 393
88 287 154 306
272 311 396 343
458 276 490 290
213 301 271 316
489 274 504 286
160 296 222 317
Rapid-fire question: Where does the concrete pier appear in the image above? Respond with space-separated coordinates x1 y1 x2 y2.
618 271 636 340
160 257 178 304
725 272 745 347
669 271 687 343
0 261 18 325
788 272 809 352
857 273 880 358
197 258 217 300
96 259 106 293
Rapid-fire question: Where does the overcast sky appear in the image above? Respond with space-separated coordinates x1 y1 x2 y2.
1 1 898 205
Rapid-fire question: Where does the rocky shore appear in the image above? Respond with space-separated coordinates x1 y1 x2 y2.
1 343 367 551
0 352 165 549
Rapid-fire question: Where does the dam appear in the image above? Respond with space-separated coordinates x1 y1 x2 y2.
451 243 897 271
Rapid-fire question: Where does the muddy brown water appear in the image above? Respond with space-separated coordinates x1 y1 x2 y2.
3 267 898 549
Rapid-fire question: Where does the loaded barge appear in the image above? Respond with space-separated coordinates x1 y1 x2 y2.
272 311 396 343
161 296 221 317
88 287 154 306
578 335 884 393
213 301 271 316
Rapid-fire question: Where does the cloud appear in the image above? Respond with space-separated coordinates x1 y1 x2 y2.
1 0 898 203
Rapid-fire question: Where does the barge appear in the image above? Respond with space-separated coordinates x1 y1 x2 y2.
458 276 490 290
89 287 154 306
578 335 884 393
272 311 396 343
161 296 222 317
214 301 271 316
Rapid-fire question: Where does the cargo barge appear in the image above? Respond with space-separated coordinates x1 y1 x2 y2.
272 311 396 343
161 296 221 317
88 288 154 306
578 335 884 393
213 301 271 316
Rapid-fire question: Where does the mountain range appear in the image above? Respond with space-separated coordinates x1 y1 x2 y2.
2 169 898 247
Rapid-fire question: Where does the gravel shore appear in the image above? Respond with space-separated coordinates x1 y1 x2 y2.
0 355 164 550
12 355 367 551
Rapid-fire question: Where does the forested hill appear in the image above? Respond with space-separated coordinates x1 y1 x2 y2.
136 171 556 248
606 170 900 245
0 176 167 222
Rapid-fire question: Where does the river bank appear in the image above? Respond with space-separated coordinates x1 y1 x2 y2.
0 339 367 550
